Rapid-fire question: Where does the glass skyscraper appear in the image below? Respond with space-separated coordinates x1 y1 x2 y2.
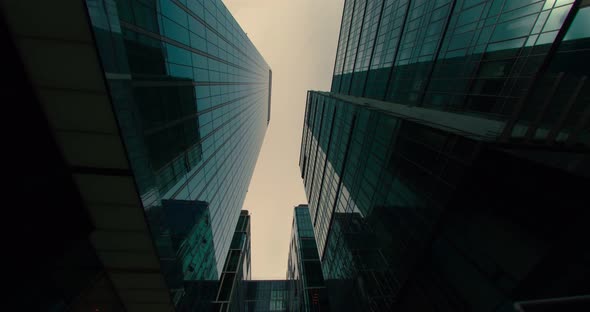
331 0 589 147
2 0 269 310
300 0 589 310
85 0 271 276
301 91 590 311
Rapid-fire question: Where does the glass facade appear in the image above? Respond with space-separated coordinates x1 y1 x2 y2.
331 0 589 146
300 90 589 310
242 280 298 312
305 7 590 310
84 0 271 281
287 205 330 311
301 91 480 309
178 210 251 311
145 199 217 303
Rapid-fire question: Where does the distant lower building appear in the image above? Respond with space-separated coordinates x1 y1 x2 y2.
287 205 330 311
212 210 252 311
243 280 298 312
178 210 251 311
145 199 217 304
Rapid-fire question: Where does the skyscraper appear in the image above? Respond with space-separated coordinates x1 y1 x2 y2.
287 205 330 311
301 90 589 311
331 0 589 148
85 0 271 276
2 0 269 310
300 0 589 310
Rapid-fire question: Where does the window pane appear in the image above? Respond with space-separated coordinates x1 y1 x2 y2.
564 7 590 41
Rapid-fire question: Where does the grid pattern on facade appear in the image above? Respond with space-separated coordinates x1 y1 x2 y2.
145 199 218 303
85 0 270 275
214 211 251 311
243 280 296 312
331 0 589 145
300 91 483 309
304 0 590 310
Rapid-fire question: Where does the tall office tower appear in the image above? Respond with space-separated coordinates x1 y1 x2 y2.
300 1 590 310
287 205 330 311
2 0 269 310
300 90 589 311
85 0 271 276
332 0 589 148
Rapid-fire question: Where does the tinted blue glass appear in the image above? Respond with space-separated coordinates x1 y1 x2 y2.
85 0 271 282
563 7 590 40
314 1 589 309
330 0 582 122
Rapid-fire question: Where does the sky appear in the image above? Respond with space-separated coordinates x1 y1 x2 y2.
222 0 344 279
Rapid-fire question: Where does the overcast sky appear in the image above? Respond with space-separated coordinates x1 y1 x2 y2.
222 0 344 279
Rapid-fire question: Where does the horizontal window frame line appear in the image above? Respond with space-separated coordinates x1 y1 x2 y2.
142 89 265 136
104 73 267 86
119 21 265 78
170 0 269 73
131 79 266 87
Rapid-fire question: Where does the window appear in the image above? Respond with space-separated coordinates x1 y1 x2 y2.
563 7 590 41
